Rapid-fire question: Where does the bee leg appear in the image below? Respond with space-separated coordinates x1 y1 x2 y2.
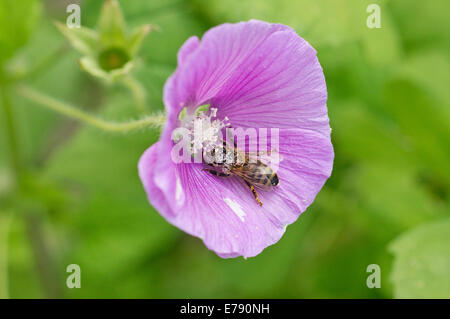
245 180 263 206
203 169 231 177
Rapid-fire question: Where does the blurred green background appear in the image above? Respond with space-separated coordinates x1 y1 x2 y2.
0 0 449 298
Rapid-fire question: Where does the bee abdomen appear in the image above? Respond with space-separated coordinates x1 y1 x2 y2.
246 163 279 188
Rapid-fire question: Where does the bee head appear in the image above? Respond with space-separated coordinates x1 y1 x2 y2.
271 174 279 186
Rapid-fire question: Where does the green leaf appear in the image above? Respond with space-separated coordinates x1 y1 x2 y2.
331 100 409 165
98 0 127 47
127 24 154 56
353 163 446 233
79 56 110 81
0 0 41 62
393 50 450 112
152 211 318 297
384 80 450 183
55 22 98 56
389 218 450 298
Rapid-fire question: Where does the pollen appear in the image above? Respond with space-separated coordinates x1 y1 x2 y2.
172 106 230 157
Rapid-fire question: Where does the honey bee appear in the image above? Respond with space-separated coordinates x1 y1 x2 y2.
203 139 279 206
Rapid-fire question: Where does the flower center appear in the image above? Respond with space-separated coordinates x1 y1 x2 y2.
172 105 230 157
98 47 130 71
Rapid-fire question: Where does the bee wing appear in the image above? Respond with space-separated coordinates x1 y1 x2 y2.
231 167 274 191
216 136 283 167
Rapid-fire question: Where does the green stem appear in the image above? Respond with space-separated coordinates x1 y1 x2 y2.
121 75 146 113
0 213 12 299
24 213 63 298
17 85 165 133
14 44 69 81
0 84 20 181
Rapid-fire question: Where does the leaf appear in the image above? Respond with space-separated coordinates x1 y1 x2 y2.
55 22 98 56
332 99 447 233
79 56 110 81
331 100 409 165
152 210 318 297
0 0 41 62
353 163 446 233
384 80 450 183
79 56 133 83
389 218 450 298
127 24 155 56
393 50 450 112
98 0 127 47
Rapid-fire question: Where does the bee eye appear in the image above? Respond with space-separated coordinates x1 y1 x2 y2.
271 175 279 186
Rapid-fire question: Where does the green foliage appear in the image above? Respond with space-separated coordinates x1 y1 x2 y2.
43 97 178 297
55 23 98 56
0 0 41 63
389 218 450 298
189 0 385 47
1 0 449 298
388 0 450 51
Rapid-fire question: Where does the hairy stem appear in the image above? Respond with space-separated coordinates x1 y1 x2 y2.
17 85 165 133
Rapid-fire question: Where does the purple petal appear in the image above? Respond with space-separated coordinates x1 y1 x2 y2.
214 30 329 134
164 20 293 114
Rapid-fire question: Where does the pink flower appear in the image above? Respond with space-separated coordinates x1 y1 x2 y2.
139 20 334 258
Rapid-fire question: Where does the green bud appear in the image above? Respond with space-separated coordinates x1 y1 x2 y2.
56 0 155 83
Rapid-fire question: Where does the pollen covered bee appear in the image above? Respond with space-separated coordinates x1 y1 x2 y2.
202 139 279 206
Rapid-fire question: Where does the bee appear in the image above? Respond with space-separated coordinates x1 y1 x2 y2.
202 139 279 206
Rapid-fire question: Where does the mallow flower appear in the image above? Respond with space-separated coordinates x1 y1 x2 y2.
139 20 334 258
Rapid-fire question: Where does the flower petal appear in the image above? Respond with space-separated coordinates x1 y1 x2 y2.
164 20 293 114
214 29 329 134
138 142 176 218
177 36 200 65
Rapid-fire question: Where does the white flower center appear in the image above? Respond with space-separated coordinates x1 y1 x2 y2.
172 106 230 157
